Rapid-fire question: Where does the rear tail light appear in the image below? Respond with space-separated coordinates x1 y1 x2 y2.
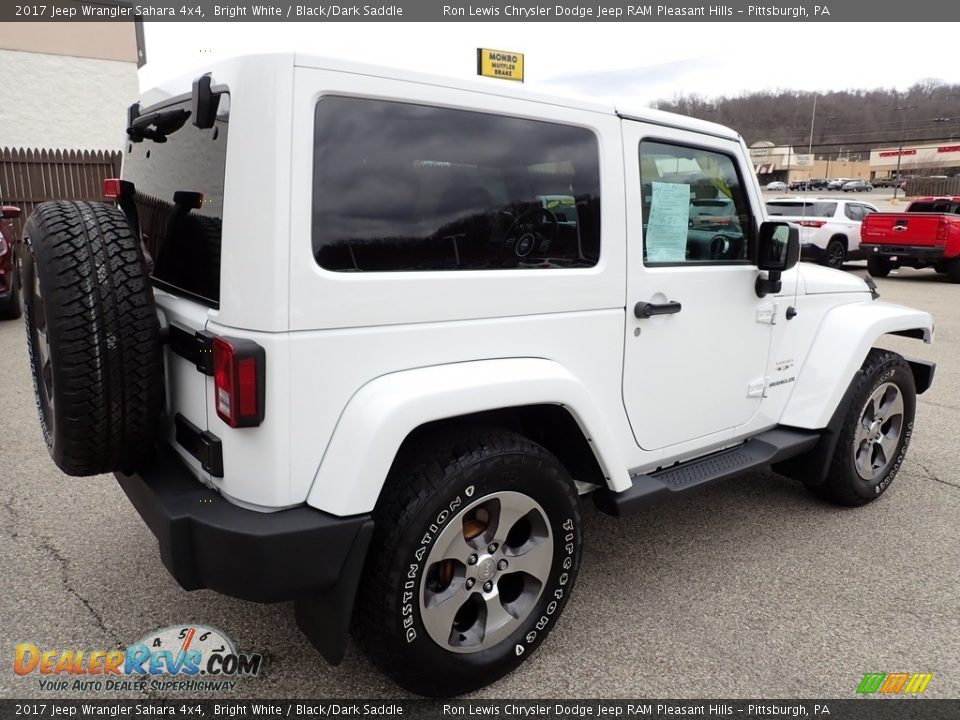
103 178 122 199
796 220 827 228
937 221 950 244
213 337 265 428
103 178 136 201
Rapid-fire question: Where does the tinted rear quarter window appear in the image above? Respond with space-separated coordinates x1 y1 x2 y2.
312 97 601 272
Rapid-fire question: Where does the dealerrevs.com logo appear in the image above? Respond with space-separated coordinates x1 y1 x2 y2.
14 625 263 692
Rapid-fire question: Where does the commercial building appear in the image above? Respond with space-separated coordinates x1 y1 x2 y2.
749 142 870 184
869 142 960 179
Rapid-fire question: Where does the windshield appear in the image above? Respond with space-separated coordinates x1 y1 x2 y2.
122 93 230 306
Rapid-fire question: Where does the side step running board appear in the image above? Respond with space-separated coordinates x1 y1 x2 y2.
594 427 820 517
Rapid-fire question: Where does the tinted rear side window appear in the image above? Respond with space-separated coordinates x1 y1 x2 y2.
766 201 837 217
312 97 600 271
123 94 229 307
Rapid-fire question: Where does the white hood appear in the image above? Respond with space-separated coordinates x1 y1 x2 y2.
798 264 872 295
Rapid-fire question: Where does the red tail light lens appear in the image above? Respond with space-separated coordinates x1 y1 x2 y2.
937 221 950 243
213 337 265 428
103 178 122 199
797 220 827 228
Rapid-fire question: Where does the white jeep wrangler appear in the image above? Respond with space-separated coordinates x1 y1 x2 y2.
21 54 934 696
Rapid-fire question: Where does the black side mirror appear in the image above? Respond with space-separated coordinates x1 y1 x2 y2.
756 221 800 297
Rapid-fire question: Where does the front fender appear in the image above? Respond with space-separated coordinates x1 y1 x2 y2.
305 358 631 516
780 300 933 430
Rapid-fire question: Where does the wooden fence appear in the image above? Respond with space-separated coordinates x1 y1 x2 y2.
906 177 960 198
0 147 122 239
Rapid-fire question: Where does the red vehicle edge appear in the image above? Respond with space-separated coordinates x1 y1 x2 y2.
0 205 23 319
860 196 960 282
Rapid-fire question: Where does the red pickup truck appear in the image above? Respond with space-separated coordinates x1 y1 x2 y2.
860 196 960 282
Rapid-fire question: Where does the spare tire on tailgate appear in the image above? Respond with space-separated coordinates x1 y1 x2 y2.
22 201 163 476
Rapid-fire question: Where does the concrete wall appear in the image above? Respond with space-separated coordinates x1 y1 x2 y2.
0 49 138 152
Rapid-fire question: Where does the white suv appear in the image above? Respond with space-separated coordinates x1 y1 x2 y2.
765 197 879 269
20 54 934 697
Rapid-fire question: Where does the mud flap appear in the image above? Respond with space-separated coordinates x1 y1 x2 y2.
294 519 374 665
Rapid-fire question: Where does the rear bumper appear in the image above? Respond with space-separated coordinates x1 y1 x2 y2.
861 244 947 261
115 449 373 604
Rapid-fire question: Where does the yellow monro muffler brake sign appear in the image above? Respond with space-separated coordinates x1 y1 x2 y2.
477 48 524 82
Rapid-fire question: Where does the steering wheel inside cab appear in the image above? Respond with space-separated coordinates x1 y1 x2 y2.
708 234 741 260
502 207 559 262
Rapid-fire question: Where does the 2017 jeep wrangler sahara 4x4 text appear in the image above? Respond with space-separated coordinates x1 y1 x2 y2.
21 54 935 696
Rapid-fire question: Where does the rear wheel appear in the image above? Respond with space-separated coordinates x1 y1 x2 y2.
822 239 846 269
809 349 915 507
23 201 163 476
867 255 892 278
946 257 960 284
353 429 582 696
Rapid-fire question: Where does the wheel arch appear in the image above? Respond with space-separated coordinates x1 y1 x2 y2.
305 358 631 516
828 233 849 250
780 300 933 432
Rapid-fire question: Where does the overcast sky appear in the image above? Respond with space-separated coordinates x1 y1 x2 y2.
141 22 960 105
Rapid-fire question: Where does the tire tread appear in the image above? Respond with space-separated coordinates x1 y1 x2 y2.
24 201 162 476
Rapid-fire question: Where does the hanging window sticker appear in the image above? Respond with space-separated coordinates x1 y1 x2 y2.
645 182 690 262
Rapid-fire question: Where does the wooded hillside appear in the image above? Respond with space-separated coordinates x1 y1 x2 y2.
654 82 960 155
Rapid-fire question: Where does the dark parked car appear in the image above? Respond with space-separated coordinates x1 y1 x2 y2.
788 179 808 191
806 178 828 190
0 205 22 319
842 180 873 192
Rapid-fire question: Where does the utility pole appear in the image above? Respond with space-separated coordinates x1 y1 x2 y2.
807 95 817 156
892 103 915 202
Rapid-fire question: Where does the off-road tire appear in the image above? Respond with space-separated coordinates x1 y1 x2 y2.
353 428 582 697
867 256 892 278
22 201 163 476
0 249 22 319
810 349 916 507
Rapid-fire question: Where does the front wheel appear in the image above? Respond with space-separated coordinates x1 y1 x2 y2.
0 250 21 320
353 429 582 696
809 349 916 506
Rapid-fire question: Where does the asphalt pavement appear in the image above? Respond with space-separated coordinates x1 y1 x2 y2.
1 256 957 701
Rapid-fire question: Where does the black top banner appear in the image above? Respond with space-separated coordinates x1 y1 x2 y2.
3 0 959 22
